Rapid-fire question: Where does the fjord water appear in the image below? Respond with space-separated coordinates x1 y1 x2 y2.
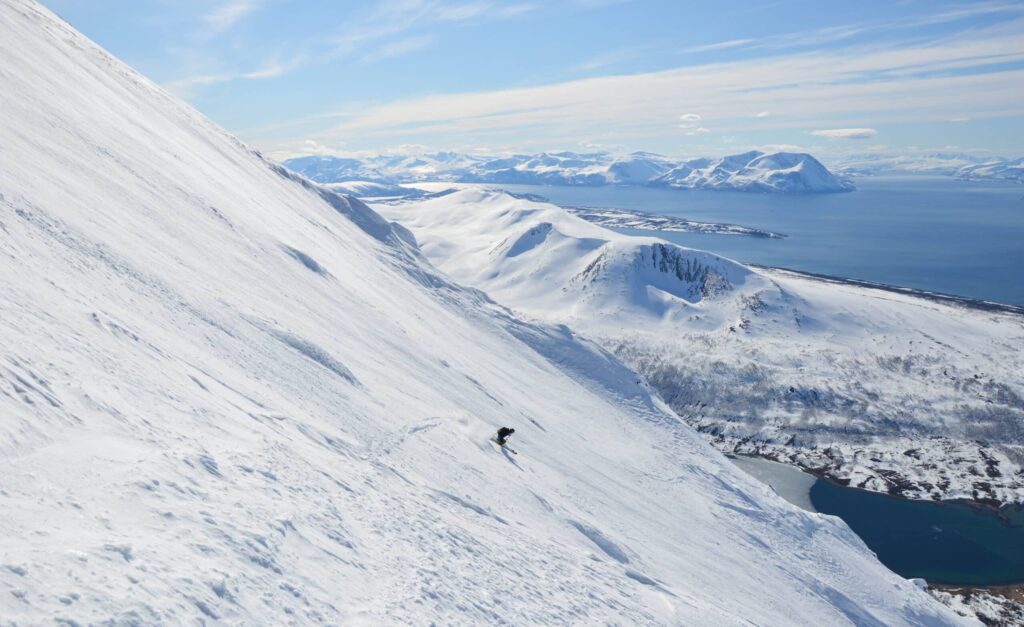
812 479 1024 586
499 176 1024 306
730 456 1024 585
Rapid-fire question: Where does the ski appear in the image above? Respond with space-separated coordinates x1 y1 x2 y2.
491 437 517 455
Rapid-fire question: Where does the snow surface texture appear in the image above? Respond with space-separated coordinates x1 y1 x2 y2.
378 190 1024 506
0 1 966 624
284 149 854 193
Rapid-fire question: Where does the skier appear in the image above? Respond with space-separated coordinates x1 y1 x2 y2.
495 426 515 446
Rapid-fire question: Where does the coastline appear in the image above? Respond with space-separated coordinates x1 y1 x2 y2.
751 264 1024 316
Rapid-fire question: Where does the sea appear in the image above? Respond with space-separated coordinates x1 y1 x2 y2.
730 455 1024 586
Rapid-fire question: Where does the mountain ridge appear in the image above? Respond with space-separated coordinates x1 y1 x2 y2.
285 149 855 194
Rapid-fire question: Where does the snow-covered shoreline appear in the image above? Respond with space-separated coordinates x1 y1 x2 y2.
565 206 787 238
751 265 1024 317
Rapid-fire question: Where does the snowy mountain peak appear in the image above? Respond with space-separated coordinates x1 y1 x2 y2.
391 189 771 327
605 154 675 184
715 150 766 171
629 242 742 301
653 151 853 193
570 241 746 318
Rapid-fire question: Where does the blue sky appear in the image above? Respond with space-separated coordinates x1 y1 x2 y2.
44 0 1024 160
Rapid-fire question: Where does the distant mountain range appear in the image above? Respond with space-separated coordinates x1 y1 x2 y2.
286 150 1024 191
955 157 1024 182
653 150 852 192
830 152 1024 182
284 150 855 194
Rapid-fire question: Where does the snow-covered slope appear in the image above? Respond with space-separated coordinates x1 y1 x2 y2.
652 151 853 193
378 190 1024 506
0 2 970 623
603 152 676 184
284 150 853 193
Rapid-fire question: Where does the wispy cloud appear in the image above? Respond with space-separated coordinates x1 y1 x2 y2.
681 38 753 54
434 2 492 21
167 56 304 96
362 35 435 62
171 0 538 96
496 4 535 18
330 0 535 61
201 0 261 36
571 0 632 7
575 46 649 72
680 2 1024 57
287 19 1024 150
810 128 878 139
679 26 867 57
920 1 1024 25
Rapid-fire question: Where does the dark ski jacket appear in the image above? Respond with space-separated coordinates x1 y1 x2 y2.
496 427 515 443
